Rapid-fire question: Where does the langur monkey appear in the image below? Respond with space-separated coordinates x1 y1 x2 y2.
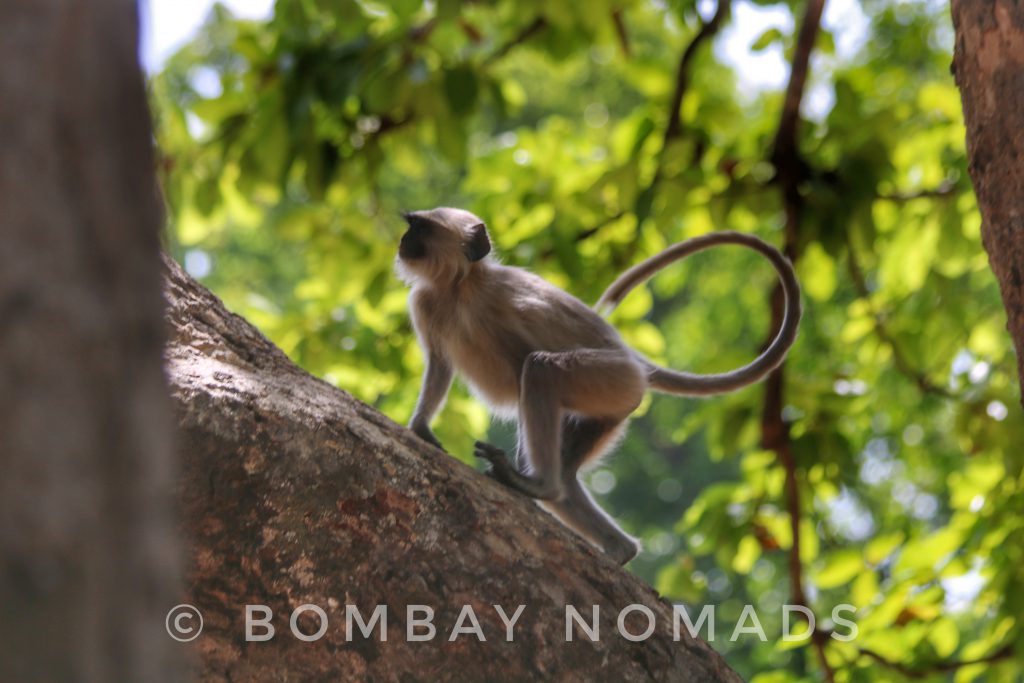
397 207 801 564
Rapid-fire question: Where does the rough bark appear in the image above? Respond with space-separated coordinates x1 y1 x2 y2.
951 1 1024 402
163 255 742 682
0 1 180 682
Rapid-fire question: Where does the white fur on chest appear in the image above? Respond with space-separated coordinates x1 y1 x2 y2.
413 285 523 410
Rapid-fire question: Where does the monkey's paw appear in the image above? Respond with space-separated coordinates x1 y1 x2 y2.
474 441 517 483
412 425 446 453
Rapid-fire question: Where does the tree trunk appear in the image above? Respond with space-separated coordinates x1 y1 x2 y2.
163 255 741 682
0 1 181 682
951 0 1024 402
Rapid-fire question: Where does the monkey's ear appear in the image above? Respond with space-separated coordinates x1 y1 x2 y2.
465 223 491 262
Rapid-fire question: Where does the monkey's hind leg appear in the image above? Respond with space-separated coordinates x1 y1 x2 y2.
475 349 642 501
478 418 640 565
542 479 640 565
543 416 640 565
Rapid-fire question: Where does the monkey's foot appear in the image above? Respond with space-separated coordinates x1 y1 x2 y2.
474 441 518 483
474 441 564 501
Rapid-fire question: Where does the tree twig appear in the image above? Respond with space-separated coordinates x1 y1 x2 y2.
876 179 957 202
661 0 732 159
576 0 732 242
459 17 484 43
483 17 548 66
374 17 548 144
574 210 625 243
375 115 413 136
407 18 436 42
611 8 631 57
859 644 1013 678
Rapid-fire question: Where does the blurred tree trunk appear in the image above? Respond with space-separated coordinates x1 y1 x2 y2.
163 255 742 683
0 1 181 682
951 1 1024 402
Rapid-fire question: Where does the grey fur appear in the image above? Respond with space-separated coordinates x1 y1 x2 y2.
397 207 801 565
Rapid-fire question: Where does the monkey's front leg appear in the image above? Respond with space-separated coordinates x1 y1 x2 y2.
409 352 453 452
413 423 445 451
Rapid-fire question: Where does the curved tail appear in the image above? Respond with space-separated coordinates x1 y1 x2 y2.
596 231 802 396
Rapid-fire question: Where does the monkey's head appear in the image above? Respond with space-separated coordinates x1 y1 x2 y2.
396 207 492 285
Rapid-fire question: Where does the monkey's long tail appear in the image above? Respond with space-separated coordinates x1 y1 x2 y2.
595 231 802 396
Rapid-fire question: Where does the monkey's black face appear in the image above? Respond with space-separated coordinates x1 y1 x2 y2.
399 214 434 261
396 208 492 287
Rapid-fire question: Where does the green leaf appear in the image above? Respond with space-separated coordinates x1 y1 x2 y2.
929 617 960 658
436 0 460 20
631 116 656 157
866 532 905 565
798 242 837 301
814 549 865 588
751 28 783 53
895 527 964 575
194 178 221 217
443 66 479 117
732 535 761 574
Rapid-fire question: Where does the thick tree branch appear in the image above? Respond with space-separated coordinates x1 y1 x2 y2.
951 1 1024 404
0 1 182 680
762 1 831 681
161 255 742 682
770 0 825 184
